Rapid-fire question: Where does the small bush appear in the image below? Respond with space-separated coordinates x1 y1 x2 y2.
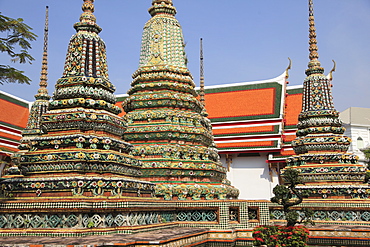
252 225 309 247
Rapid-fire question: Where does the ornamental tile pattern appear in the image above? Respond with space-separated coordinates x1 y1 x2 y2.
0 199 248 236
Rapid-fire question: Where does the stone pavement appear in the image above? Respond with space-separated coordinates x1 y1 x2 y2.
0 227 209 247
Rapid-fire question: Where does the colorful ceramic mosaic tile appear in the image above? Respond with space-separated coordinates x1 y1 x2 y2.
122 0 238 200
283 0 368 198
1 0 154 199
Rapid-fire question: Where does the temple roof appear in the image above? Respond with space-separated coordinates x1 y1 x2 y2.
0 90 30 155
203 72 287 153
340 107 370 126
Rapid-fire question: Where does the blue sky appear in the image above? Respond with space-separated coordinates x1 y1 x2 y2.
0 0 369 112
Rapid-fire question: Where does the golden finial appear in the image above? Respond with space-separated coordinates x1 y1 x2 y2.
35 6 50 101
200 38 205 107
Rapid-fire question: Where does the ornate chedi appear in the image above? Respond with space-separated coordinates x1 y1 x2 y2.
20 6 51 145
284 0 367 199
1 0 154 199
122 0 239 200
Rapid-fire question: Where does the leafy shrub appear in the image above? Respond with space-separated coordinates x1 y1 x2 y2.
252 225 309 247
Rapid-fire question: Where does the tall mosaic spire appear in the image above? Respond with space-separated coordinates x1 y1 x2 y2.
199 38 205 107
123 0 239 200
20 6 50 144
284 0 366 199
3 0 154 199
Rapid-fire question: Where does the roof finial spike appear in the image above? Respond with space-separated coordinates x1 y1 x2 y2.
285 57 292 79
328 59 336 81
306 0 324 75
35 6 50 101
199 38 205 107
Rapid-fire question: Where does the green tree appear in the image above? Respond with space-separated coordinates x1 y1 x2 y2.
362 147 370 165
0 13 37 85
271 168 314 227
362 148 370 182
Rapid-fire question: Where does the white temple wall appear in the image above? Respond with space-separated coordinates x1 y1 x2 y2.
343 124 370 165
220 153 279 200
340 107 370 165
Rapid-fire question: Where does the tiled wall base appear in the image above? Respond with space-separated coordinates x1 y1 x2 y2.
2 199 370 246
0 199 248 236
308 227 370 246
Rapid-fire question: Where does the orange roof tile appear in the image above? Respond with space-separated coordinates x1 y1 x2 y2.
0 99 29 128
283 135 296 143
0 146 18 153
206 88 276 120
279 149 296 156
216 140 276 149
115 101 126 117
285 93 302 127
0 131 21 143
213 125 275 136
